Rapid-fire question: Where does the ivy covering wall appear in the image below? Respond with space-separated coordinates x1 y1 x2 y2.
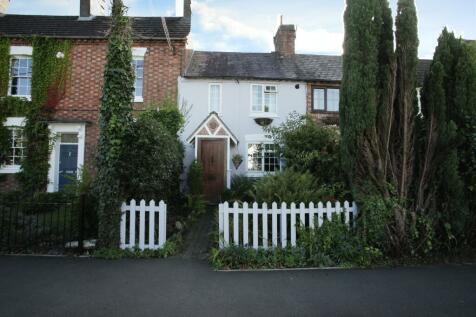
0 36 71 194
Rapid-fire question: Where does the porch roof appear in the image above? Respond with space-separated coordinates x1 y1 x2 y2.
186 112 238 145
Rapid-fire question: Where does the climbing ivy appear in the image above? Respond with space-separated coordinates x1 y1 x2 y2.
0 36 71 194
96 0 135 248
18 38 71 194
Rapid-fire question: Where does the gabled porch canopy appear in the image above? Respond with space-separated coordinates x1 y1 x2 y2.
186 112 238 145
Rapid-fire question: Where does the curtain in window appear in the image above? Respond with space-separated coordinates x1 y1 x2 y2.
327 88 340 112
252 85 263 112
313 88 325 110
209 84 221 112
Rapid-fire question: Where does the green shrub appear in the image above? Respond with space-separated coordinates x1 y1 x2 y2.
144 97 185 136
222 175 255 203
211 218 383 270
266 112 343 184
122 109 184 202
187 160 203 196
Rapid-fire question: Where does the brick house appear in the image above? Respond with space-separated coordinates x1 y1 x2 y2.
178 21 431 202
0 0 191 192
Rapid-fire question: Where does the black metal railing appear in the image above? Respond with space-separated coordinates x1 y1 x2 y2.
0 194 96 254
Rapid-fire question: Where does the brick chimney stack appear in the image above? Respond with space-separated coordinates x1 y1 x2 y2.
274 16 296 56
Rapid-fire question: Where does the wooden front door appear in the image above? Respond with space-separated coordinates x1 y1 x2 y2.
199 139 226 203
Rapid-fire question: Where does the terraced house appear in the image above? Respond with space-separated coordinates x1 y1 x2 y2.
0 0 192 192
179 22 431 202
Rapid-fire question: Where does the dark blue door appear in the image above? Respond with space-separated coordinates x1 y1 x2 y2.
58 144 78 190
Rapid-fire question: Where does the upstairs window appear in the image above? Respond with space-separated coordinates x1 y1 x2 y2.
209 84 222 113
10 56 32 98
133 59 144 102
247 143 280 175
251 85 277 114
312 87 340 112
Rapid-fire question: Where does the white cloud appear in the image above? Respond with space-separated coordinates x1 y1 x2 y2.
296 28 344 54
192 1 274 51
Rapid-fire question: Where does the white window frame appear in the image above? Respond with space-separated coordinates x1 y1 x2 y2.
8 46 33 101
250 84 278 117
0 117 27 174
245 136 281 177
132 47 147 103
208 83 222 114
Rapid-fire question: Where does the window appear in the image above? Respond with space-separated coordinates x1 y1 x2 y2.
251 85 277 113
312 87 340 112
209 84 222 113
1 127 25 169
133 59 144 102
10 56 32 98
247 143 280 174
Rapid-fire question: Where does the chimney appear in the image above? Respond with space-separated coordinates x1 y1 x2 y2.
80 0 91 18
175 0 192 18
274 16 296 56
79 0 106 19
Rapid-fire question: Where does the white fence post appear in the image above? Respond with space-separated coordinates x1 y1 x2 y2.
139 200 146 250
290 202 297 247
158 201 166 248
223 202 229 247
129 199 136 248
243 202 249 247
272 202 278 247
233 202 239 246
218 203 224 249
149 200 156 249
120 202 127 249
281 202 287 248
262 202 268 249
309 202 315 229
252 202 259 249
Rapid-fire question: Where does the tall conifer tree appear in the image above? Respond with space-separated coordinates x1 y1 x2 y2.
96 0 134 247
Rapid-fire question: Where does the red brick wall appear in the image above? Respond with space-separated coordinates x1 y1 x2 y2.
306 82 340 125
0 174 19 192
1 38 187 191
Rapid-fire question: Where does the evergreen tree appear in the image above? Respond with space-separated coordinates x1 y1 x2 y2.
96 0 135 248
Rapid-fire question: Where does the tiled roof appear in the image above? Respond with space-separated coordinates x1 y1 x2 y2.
185 51 432 85
0 14 191 40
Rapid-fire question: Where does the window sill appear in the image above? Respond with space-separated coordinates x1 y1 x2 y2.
134 97 144 103
8 95 31 101
246 171 277 178
310 110 339 114
249 113 279 119
0 165 21 174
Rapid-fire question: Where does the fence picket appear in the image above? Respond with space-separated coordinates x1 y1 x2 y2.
243 202 249 247
309 202 315 229
158 201 166 248
129 199 136 247
223 202 229 247
252 202 258 249
149 200 156 248
281 202 287 248
317 202 324 227
344 201 350 224
262 202 268 249
139 200 146 250
120 202 127 248
233 202 239 246
290 203 296 247
272 202 278 247
218 204 224 249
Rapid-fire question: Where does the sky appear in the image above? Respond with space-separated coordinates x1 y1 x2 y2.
5 0 476 58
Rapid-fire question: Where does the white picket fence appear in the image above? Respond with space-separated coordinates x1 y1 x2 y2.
218 201 358 249
120 199 167 250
